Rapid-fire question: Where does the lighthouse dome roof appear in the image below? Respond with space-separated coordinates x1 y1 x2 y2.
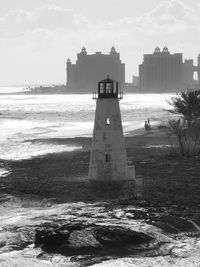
99 75 117 83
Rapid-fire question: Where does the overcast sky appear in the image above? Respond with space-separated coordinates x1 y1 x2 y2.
0 0 200 85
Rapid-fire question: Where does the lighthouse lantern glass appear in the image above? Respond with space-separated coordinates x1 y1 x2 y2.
100 83 104 93
106 83 112 93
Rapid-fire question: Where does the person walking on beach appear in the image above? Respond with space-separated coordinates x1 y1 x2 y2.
148 118 151 129
144 119 151 131
144 121 148 130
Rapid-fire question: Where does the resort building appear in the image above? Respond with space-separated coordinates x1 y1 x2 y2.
66 47 125 93
139 47 183 92
139 47 200 92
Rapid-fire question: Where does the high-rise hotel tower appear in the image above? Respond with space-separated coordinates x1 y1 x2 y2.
66 47 125 93
139 47 183 92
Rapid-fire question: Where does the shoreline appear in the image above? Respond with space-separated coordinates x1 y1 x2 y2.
0 92 177 95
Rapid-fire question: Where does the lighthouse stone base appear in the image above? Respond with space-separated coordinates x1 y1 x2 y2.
89 179 140 200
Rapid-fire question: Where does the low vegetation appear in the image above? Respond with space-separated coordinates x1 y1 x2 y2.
166 89 200 157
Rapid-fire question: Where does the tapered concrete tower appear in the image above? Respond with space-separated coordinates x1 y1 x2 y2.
89 76 135 181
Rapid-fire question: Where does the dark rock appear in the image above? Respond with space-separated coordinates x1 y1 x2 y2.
56 229 70 236
151 215 197 234
70 255 112 266
67 229 101 249
93 226 153 247
34 228 70 250
58 229 103 256
34 225 154 258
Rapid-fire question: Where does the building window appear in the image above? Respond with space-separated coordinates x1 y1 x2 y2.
106 154 111 162
105 117 110 125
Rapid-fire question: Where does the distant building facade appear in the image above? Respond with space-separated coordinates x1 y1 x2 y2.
132 75 139 86
139 47 183 92
139 47 200 92
66 47 125 93
183 59 194 88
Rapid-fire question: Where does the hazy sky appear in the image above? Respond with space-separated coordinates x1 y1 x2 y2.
0 0 200 85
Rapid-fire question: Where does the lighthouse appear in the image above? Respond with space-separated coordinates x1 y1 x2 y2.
89 76 135 181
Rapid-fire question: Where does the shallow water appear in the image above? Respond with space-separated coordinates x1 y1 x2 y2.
0 93 175 161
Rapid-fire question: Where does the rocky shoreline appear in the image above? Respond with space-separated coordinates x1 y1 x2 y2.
1 193 200 266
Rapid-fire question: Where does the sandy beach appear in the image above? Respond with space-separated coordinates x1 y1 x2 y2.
0 127 165 193
0 126 200 204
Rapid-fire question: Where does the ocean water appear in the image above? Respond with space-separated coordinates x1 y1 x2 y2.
0 93 175 161
0 86 29 94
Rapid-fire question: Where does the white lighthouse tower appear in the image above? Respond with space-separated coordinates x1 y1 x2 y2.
89 76 135 181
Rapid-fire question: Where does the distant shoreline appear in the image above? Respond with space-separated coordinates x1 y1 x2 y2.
0 83 182 95
0 91 178 95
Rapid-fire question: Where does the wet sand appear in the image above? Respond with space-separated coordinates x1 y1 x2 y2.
0 126 199 204
0 127 199 194
0 128 167 190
